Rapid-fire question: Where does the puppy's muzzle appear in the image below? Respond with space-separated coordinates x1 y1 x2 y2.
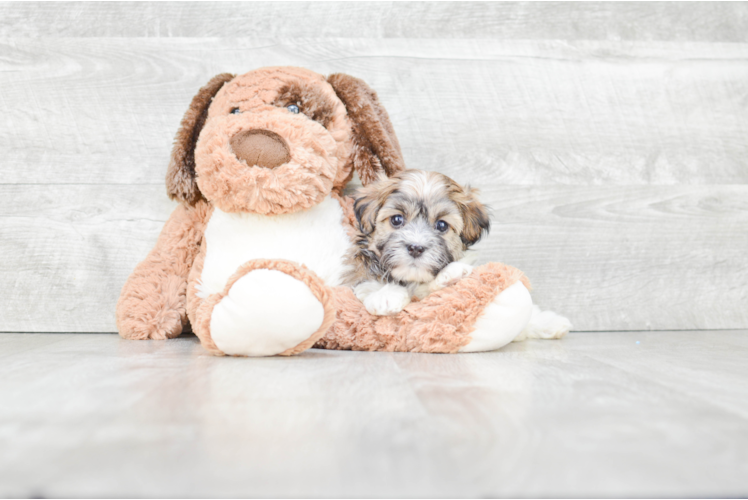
230 129 291 169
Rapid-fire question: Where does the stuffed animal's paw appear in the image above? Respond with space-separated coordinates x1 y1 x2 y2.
459 281 533 352
364 284 411 316
116 273 187 340
434 261 474 289
210 269 326 356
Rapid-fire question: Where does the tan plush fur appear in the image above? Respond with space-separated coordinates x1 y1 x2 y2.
116 200 212 340
317 263 531 352
194 68 352 215
117 66 530 356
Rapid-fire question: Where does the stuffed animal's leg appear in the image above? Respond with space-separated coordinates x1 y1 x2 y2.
317 262 534 353
189 259 336 357
116 202 210 340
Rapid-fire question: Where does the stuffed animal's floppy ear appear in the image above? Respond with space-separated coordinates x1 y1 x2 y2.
166 73 235 205
327 73 405 186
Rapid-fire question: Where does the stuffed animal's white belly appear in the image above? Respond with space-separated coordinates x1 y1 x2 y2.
200 196 353 297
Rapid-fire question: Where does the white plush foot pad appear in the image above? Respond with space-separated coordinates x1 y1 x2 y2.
459 281 533 353
210 269 325 356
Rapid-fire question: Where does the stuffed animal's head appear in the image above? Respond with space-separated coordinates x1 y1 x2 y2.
166 67 405 214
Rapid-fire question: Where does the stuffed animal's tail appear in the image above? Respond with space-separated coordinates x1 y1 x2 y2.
514 305 572 342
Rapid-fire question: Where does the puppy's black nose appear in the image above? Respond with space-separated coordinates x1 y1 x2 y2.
407 244 425 258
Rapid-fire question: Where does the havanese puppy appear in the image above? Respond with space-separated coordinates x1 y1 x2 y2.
342 169 490 316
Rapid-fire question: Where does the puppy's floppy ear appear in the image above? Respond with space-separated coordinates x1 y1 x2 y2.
166 73 235 205
353 175 399 235
454 185 491 247
327 73 405 186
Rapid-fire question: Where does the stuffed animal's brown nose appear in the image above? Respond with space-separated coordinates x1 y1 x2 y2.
229 130 291 169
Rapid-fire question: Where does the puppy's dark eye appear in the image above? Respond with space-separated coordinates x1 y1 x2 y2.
435 220 449 233
287 104 300 114
390 215 404 228
230 107 240 114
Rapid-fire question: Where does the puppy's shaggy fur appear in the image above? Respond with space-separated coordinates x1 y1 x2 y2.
342 170 490 316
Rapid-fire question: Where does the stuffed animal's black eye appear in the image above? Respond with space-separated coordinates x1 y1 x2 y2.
436 220 449 232
390 215 404 228
287 104 300 114
230 107 240 114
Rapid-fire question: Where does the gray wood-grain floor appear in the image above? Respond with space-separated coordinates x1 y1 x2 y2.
1 3 747 497
1 331 747 498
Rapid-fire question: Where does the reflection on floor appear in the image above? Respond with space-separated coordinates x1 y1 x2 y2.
1 331 747 497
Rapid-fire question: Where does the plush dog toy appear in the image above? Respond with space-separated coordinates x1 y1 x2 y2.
116 66 541 356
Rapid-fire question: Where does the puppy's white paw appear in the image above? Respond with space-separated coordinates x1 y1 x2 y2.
364 284 411 316
540 312 573 339
514 305 572 341
434 261 474 289
354 280 385 302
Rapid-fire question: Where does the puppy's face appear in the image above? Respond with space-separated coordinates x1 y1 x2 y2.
355 170 490 284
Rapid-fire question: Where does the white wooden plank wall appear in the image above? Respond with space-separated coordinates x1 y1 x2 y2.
1 2 747 332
